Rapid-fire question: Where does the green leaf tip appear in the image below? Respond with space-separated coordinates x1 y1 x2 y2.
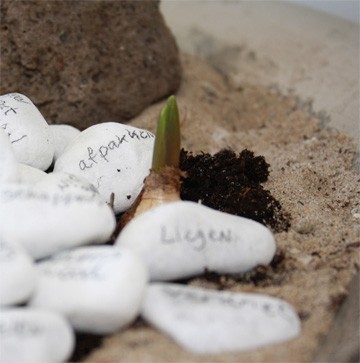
152 95 180 172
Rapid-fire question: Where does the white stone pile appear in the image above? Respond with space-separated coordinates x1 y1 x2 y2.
0 93 153 362
0 92 301 362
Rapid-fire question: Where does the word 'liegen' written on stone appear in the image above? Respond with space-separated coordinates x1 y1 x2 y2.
160 226 238 251
79 129 154 170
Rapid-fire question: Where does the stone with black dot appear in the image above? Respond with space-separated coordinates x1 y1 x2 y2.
54 122 154 213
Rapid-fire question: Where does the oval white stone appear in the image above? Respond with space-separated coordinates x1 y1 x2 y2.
0 93 54 170
0 237 37 307
142 283 301 354
0 128 19 184
116 201 276 281
50 124 80 163
0 308 74 363
54 122 154 213
29 246 148 334
0 184 116 260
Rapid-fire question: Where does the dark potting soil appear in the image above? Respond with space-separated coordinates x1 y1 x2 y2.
180 148 291 232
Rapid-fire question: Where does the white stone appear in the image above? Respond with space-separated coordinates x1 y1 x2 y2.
116 201 276 281
18 164 47 185
142 283 301 354
0 128 19 184
29 246 148 334
0 93 54 170
0 184 116 260
54 122 154 213
0 308 74 363
50 124 80 163
0 237 37 307
0 129 47 186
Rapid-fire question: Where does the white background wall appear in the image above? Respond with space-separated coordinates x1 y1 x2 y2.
291 0 359 23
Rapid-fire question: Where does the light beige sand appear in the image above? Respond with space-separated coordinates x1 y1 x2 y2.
83 54 359 363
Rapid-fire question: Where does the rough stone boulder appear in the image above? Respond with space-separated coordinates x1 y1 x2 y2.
0 0 182 129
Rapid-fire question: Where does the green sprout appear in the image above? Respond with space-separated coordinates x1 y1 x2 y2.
151 95 180 173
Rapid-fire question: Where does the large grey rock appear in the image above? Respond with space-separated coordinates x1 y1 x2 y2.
0 0 182 129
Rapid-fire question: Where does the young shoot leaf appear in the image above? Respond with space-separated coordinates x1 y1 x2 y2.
152 95 180 173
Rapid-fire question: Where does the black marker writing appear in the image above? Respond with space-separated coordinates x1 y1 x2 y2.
41 264 105 281
160 226 236 251
78 129 154 171
0 320 41 337
11 135 27 144
1 122 28 144
162 286 296 322
0 188 103 207
0 100 17 115
57 174 98 196
6 94 30 104
40 251 123 281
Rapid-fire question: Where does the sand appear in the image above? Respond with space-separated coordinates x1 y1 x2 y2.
79 54 359 363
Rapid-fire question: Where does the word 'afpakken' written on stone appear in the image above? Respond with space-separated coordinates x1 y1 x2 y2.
79 129 154 170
